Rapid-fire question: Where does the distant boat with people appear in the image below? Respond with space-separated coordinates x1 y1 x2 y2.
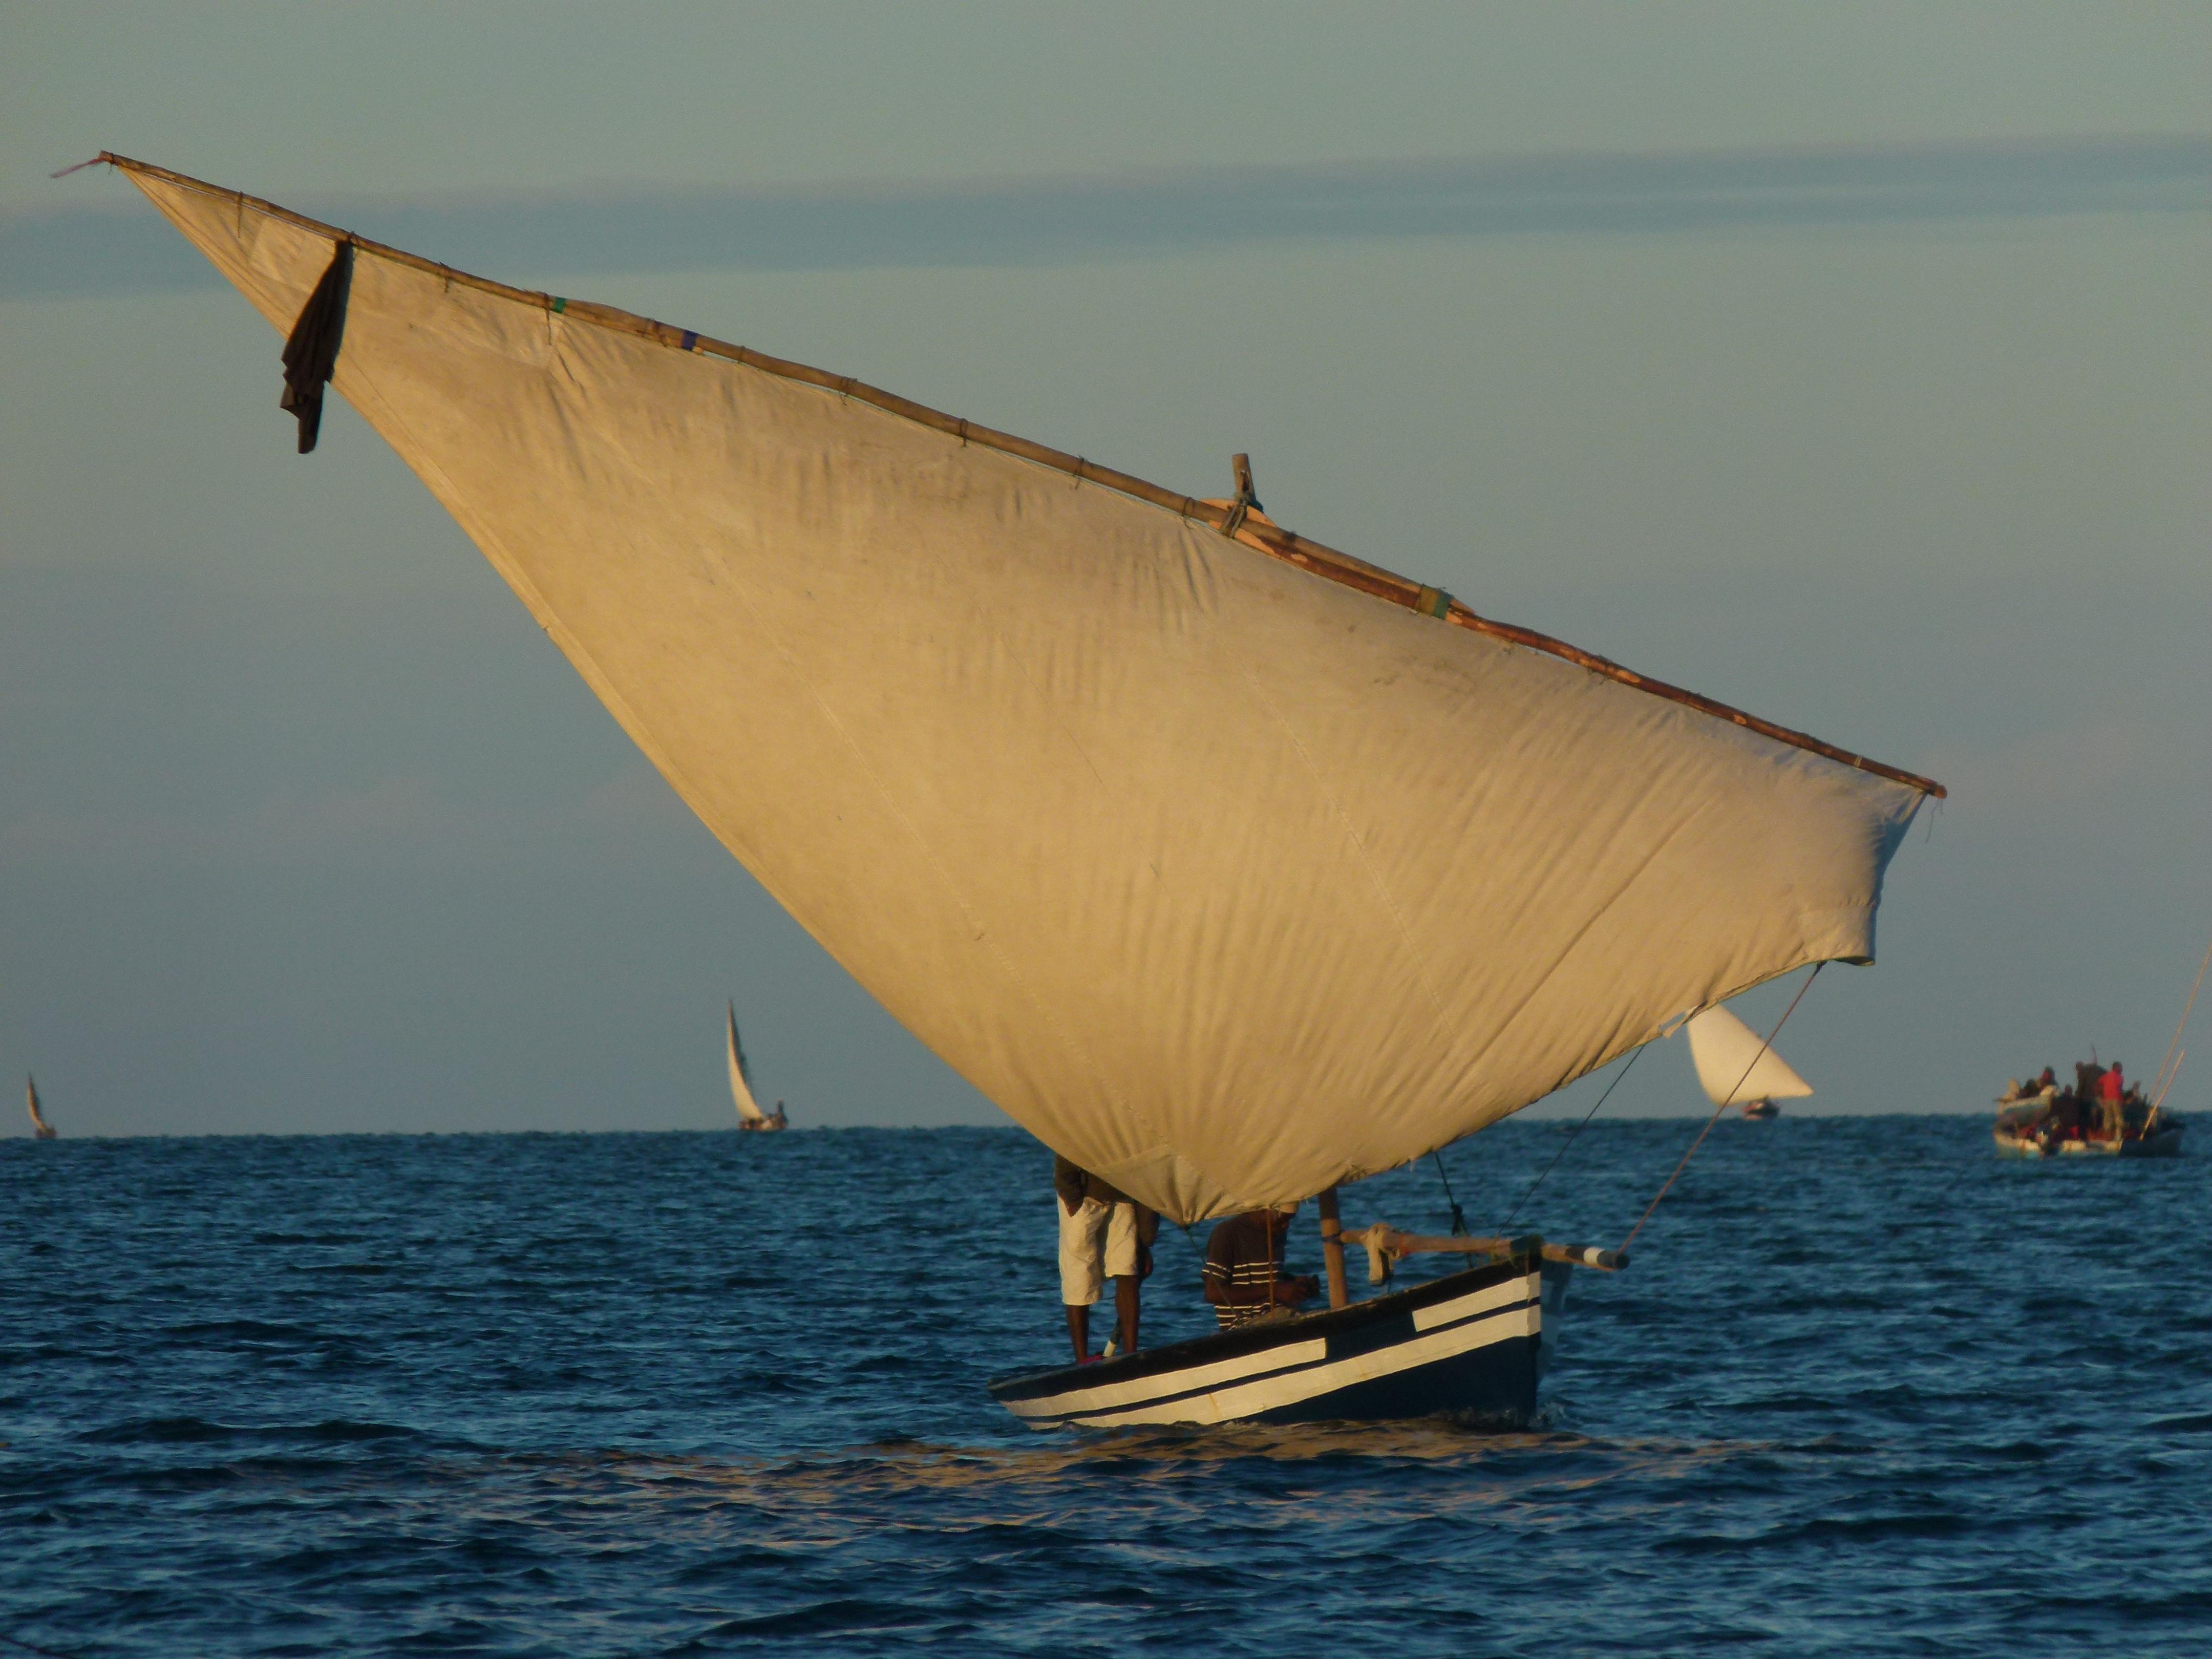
26 1074 57 1139
1685 1005 1813 1120
726 1005 788 1132
1996 934 2205 1158
1995 1061 2183 1158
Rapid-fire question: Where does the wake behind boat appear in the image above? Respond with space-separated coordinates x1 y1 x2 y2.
726 1005 787 1132
107 154 1944 1428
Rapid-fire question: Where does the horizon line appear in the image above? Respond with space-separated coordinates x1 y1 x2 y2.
4 1108 2011 1141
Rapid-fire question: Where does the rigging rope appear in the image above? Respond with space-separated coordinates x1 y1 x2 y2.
2150 928 2212 1108
1500 1043 1647 1230
1427 1150 1470 1237
1619 963 1824 1254
1425 1150 1477 1265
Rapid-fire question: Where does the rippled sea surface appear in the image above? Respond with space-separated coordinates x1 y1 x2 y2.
5 1117 2207 1655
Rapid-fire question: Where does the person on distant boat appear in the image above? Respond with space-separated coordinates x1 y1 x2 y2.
771 1100 789 1130
2036 1067 2058 1096
2098 1062 2126 1139
1054 1155 1156 1363
1202 1205 1321 1331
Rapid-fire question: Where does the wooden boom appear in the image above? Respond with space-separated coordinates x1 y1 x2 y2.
1343 1224 1629 1272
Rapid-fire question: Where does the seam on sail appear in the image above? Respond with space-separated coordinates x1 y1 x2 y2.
96 154 1945 803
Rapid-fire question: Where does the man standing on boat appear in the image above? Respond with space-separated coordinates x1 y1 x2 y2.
2098 1062 2127 1139
1203 1205 1321 1330
1054 1155 1155 1363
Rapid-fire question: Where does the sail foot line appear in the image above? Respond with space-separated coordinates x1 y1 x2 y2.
91 150 1944 802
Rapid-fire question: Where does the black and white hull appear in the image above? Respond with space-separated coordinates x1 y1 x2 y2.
990 1253 1548 1430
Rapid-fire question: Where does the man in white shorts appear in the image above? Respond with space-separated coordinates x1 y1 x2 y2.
1054 1155 1155 1364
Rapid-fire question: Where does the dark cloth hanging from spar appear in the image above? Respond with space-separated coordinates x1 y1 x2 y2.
280 240 353 453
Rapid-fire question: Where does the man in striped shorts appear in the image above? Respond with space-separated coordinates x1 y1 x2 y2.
1202 1204 1320 1330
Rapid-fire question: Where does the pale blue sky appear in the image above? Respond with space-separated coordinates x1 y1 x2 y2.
4 5 2208 1135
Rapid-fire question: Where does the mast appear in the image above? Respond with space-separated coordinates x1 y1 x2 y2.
1316 1187 1350 1310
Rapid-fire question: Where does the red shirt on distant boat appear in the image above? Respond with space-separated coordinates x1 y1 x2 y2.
2099 1064 2124 1103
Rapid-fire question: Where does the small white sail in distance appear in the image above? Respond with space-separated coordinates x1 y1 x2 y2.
1685 1006 1814 1106
27 1074 58 1139
726 1004 769 1124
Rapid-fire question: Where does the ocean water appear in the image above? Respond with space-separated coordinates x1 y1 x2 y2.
3 1116 2206 1656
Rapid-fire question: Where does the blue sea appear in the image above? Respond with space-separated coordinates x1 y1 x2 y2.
4 1117 2206 1656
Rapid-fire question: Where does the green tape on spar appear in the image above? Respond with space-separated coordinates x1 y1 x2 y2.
1415 586 1452 618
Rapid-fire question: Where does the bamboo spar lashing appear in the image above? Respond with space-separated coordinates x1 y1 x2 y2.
83 150 1948 804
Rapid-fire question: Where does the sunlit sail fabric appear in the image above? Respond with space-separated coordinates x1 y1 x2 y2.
727 1006 767 1125
127 165 1933 1223
1686 1007 1815 1105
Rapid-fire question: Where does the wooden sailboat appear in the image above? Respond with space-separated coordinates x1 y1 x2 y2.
26 1075 57 1140
1686 1005 1814 1120
726 1004 786 1132
102 153 1944 1427
1994 934 2203 1159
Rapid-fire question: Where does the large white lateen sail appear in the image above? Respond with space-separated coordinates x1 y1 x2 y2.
114 157 1939 1223
1686 1006 1815 1106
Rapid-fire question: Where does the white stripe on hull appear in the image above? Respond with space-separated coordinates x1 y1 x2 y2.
1412 1274 1532 1332
1002 1270 1540 1429
1013 1338 1331 1419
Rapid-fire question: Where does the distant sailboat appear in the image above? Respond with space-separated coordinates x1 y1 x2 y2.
26 1074 57 1139
726 1005 787 1132
1686 1006 1814 1119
